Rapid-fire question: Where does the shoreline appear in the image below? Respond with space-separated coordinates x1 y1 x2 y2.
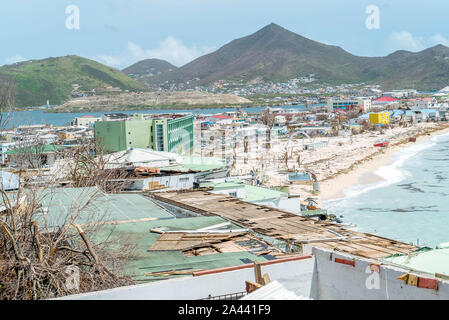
12 102 304 114
319 124 449 204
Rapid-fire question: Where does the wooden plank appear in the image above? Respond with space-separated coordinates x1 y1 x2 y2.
254 261 263 285
262 273 271 285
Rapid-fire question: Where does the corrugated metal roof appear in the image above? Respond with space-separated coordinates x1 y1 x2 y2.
105 148 183 167
212 180 287 202
383 248 449 277
241 281 310 300
164 156 227 172
90 216 272 282
7 187 176 228
6 144 64 155
244 185 286 202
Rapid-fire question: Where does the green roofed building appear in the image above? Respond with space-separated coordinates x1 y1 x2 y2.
5 144 64 155
89 216 275 282
2 186 175 229
94 115 194 156
5 144 64 168
383 247 449 278
208 180 301 214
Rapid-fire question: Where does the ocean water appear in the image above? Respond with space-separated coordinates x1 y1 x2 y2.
325 131 449 248
3 104 311 128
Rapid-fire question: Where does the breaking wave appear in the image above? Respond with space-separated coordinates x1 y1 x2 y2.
339 136 439 200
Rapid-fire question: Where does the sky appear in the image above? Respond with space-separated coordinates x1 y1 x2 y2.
1 0 449 69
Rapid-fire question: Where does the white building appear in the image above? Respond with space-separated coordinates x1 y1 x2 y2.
72 116 101 127
104 148 183 169
326 99 372 112
209 180 301 215
382 89 417 98
411 98 437 109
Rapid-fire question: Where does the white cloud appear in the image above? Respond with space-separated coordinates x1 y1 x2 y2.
5 55 27 65
387 31 449 52
428 34 449 47
93 54 122 68
93 37 216 69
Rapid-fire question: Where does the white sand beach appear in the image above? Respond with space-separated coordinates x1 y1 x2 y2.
318 123 449 203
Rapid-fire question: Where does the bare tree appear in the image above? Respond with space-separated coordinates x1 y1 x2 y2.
62 139 131 192
0 180 133 300
0 111 134 299
296 153 301 169
0 78 15 130
260 110 276 150
243 136 249 153
8 142 51 170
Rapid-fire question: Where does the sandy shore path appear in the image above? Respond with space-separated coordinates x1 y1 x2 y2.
319 124 449 204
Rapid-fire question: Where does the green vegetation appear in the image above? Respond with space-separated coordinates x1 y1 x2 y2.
122 58 178 81
0 55 146 107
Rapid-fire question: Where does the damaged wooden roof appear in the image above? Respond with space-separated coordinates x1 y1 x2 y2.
149 232 248 251
148 231 284 257
152 190 418 260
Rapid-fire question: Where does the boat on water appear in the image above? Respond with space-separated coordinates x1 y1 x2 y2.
373 141 389 147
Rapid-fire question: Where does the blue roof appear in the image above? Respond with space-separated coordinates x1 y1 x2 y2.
417 109 438 114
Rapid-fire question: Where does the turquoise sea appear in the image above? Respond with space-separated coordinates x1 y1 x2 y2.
325 131 449 248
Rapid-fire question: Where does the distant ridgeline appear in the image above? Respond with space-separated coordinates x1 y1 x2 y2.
123 23 449 90
4 24 449 109
0 55 145 107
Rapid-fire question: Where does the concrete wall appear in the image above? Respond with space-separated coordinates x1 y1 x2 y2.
210 187 246 199
130 174 195 191
54 246 449 300
57 257 315 300
274 197 301 215
312 247 449 300
252 197 301 215
210 191 301 215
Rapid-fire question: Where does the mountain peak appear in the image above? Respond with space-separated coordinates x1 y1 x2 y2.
429 43 449 52
125 24 449 91
265 22 283 29
433 44 448 49
257 22 290 35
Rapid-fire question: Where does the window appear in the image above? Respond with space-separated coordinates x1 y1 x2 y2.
156 124 165 151
229 192 237 197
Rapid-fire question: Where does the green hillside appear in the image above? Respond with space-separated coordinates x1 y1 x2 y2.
122 58 178 89
0 55 146 107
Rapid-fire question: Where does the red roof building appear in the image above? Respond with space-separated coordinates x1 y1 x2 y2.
374 97 399 102
373 97 400 104
212 115 232 119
